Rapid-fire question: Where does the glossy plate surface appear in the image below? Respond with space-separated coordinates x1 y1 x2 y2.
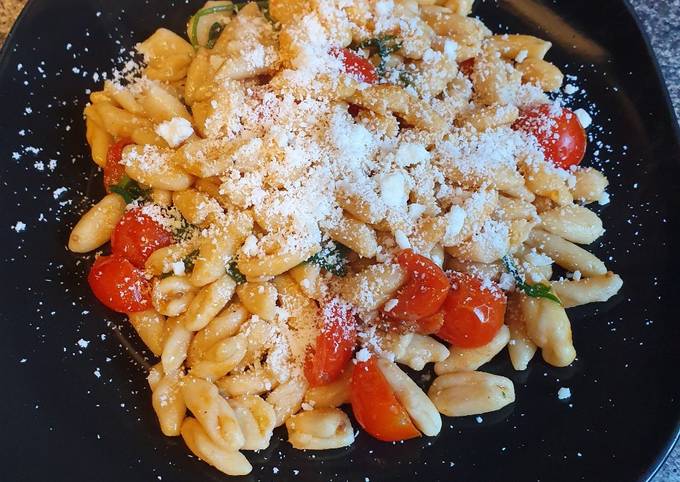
0 0 678 480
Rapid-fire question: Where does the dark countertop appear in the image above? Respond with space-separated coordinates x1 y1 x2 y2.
0 0 678 480
626 2 680 480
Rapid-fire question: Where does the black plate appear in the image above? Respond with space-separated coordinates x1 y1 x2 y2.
1 0 679 481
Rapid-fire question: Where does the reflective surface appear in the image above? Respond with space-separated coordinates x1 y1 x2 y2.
0 0 678 481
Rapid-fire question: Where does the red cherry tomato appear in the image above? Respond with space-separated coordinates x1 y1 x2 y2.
103 139 132 190
383 250 450 329
436 272 507 348
111 209 174 268
459 58 475 77
513 105 587 169
350 358 420 442
88 254 152 313
331 47 378 84
304 300 357 387
415 310 446 335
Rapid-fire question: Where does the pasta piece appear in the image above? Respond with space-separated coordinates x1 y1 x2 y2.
85 115 112 167
526 229 607 277
520 296 576 367
172 189 221 227
138 28 195 82
229 395 277 450
128 310 166 356
161 316 193 374
266 376 308 427
190 333 247 381
217 369 278 397
286 408 355 450
148 363 186 436
550 272 623 308
339 263 407 312
571 167 609 203
504 293 538 371
152 276 197 317
181 418 252 476
236 281 278 321
182 275 237 331
327 215 378 258
138 80 192 123
377 359 442 436
515 58 564 92
303 367 352 408
238 244 320 279
123 145 194 191
188 302 249 366
428 371 515 417
540 204 604 244
181 376 245 451
488 34 552 60
396 334 450 371
434 325 510 374
289 263 324 300
68 193 126 253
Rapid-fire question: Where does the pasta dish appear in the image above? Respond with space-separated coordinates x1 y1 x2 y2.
68 0 623 475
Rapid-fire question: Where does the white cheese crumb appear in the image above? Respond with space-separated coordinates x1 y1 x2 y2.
383 299 399 312
13 221 26 232
172 261 186 276
379 171 409 208
77 339 90 348
572 270 582 281
443 205 466 245
557 387 572 400
598 192 610 205
94 368 101 378
573 108 592 129
53 187 68 199
155 117 194 148
394 230 411 249
563 84 578 95
475 416 483 423
355 348 371 362
514 50 528 63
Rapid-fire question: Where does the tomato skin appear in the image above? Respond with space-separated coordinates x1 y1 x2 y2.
513 105 587 169
304 300 357 387
350 358 420 442
103 139 132 190
436 272 507 348
331 47 378 84
459 58 475 77
88 254 152 313
415 310 446 335
383 250 450 328
111 209 174 268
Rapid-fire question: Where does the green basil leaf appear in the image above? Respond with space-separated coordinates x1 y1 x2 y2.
502 255 561 304
109 175 151 204
206 22 225 49
226 261 246 284
307 242 349 276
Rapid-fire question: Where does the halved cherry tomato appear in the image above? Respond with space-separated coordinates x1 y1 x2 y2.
304 300 357 387
88 254 152 313
512 105 587 169
350 358 420 442
383 250 450 328
111 209 174 268
103 139 132 190
415 310 446 335
436 272 507 348
331 47 378 84
459 58 475 77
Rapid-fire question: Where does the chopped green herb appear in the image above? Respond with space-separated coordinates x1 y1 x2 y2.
183 250 200 272
171 217 196 241
307 242 349 276
352 35 402 76
206 22 225 49
502 255 561 304
227 261 246 284
189 1 270 48
110 175 151 204
397 70 414 87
